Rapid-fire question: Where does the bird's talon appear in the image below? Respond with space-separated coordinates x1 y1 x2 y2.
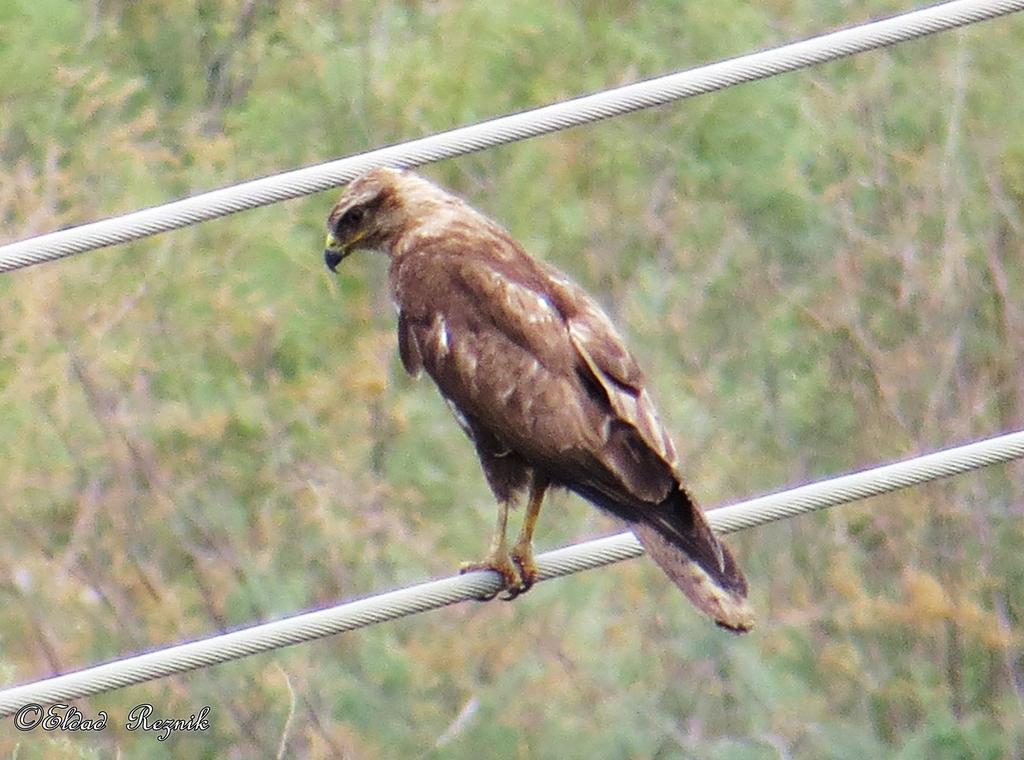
510 546 538 594
459 555 521 601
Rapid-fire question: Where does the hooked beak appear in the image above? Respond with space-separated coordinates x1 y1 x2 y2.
324 232 348 272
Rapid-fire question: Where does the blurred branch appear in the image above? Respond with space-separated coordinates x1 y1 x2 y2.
202 0 278 131
274 665 297 760
797 301 913 439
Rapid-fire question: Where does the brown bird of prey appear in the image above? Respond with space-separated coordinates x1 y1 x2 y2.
324 167 753 632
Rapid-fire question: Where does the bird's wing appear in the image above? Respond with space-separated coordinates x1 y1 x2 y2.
541 267 680 480
453 254 679 505
393 247 594 459
449 256 567 368
400 245 674 497
544 269 753 631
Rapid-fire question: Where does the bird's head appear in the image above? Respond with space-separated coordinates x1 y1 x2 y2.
324 166 445 271
323 167 403 271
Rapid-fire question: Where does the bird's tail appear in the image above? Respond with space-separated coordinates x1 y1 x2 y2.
629 484 754 633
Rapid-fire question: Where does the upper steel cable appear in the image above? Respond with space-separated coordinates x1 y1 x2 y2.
1 429 1023 716
1 0 1022 274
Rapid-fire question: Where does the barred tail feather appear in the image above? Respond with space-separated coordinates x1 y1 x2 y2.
630 485 754 633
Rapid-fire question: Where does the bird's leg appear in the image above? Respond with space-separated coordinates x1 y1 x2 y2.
459 498 521 600
509 474 549 596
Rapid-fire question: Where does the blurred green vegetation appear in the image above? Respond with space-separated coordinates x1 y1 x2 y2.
2 0 1024 756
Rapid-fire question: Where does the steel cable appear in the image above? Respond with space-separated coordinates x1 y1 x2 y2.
1 429 1022 716
1 0 1022 273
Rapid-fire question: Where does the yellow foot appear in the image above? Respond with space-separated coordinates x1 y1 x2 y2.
510 543 538 595
459 551 523 601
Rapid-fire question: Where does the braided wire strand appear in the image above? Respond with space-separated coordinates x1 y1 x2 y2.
1 429 1022 716
1 0 1022 273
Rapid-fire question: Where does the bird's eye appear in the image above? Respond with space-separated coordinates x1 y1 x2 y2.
341 206 364 227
